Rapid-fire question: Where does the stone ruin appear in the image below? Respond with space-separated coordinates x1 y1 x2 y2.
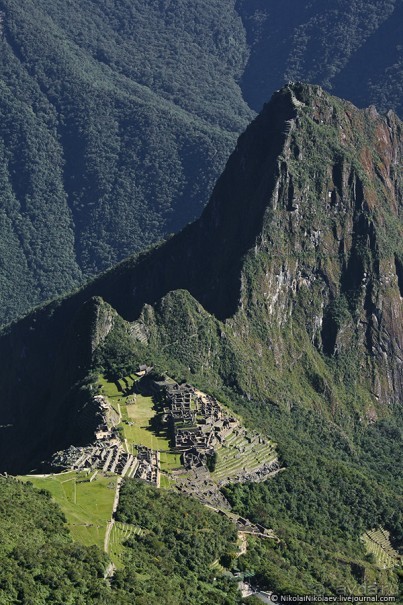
175 465 232 510
51 391 160 486
51 373 278 500
52 441 160 486
160 382 239 457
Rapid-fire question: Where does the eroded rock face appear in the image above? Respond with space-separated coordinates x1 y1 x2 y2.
90 298 115 354
234 84 403 405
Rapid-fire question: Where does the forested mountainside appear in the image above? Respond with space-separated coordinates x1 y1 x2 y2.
237 0 403 114
0 477 241 604
0 0 402 325
0 85 402 596
0 0 252 325
0 477 112 604
1 81 402 471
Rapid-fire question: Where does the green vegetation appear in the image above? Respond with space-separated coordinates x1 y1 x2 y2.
19 472 117 549
97 318 146 381
124 394 170 452
159 452 182 472
94 306 403 598
94 331 403 599
0 0 252 325
222 404 403 597
0 0 402 325
109 522 144 569
99 374 174 455
237 0 403 116
0 83 402 601
0 477 114 604
0 477 249 603
112 480 242 604
102 373 136 393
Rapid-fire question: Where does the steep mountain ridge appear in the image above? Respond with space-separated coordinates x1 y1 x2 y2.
129 87 403 417
1 0 403 325
0 84 402 474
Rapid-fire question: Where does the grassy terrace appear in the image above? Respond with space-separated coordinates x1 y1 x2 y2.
125 393 170 452
99 375 182 472
159 451 182 471
362 529 401 570
19 472 117 548
212 431 276 482
99 374 138 417
109 521 145 568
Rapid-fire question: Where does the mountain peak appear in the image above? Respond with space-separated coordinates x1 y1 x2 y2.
0 85 402 472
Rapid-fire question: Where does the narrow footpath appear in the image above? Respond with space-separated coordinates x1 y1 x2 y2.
104 476 122 553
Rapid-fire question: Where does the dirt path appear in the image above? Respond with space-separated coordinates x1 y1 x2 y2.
156 452 161 488
237 531 248 556
104 477 122 553
104 519 115 554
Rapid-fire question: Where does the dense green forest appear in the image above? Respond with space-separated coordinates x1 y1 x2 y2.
0 477 112 604
0 0 251 325
237 0 403 114
0 0 402 324
0 477 248 604
223 403 403 597
113 481 243 605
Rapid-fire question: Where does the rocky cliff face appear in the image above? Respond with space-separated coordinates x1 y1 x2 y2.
130 84 403 410
0 84 401 471
230 85 403 407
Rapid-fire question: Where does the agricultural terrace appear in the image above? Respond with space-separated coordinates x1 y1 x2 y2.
362 528 402 570
19 472 117 548
212 430 276 483
108 521 144 568
99 375 182 472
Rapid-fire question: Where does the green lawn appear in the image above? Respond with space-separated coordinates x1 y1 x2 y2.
99 375 170 451
159 475 173 489
98 374 138 416
159 452 182 471
19 472 117 549
124 393 170 451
